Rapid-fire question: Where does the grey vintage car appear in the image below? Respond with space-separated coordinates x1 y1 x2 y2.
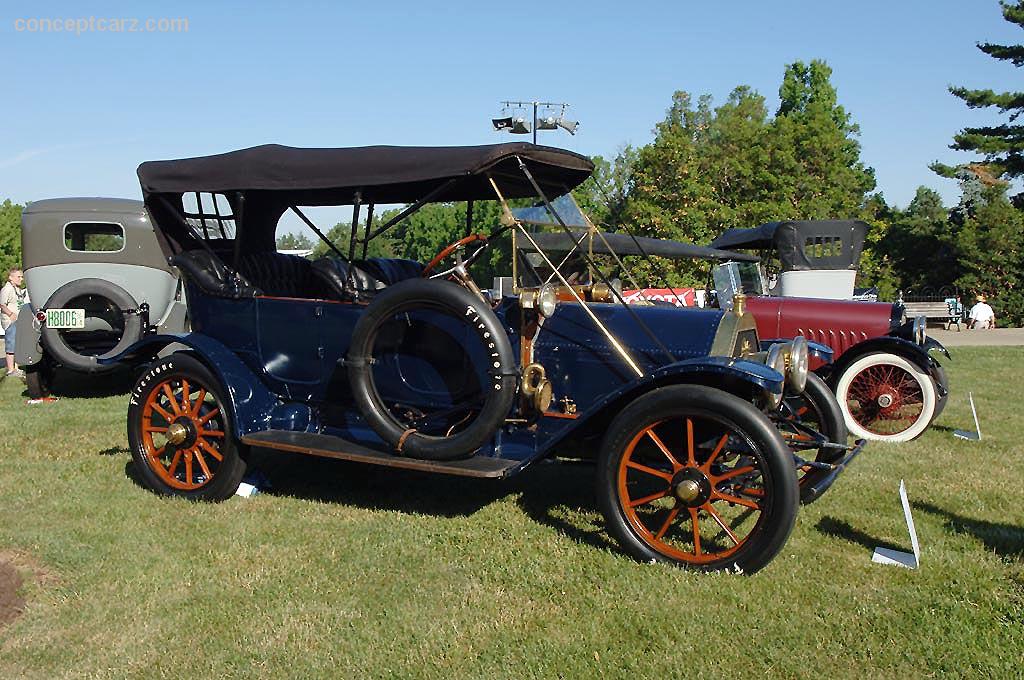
15 197 188 396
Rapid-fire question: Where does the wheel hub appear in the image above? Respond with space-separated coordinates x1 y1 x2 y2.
877 392 895 409
671 469 712 507
167 422 189 445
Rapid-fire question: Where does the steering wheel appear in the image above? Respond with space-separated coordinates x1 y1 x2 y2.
422 233 489 278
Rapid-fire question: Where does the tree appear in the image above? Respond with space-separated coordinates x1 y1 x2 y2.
932 1 1024 182
877 187 958 295
771 60 876 219
276 231 313 251
622 61 876 286
952 184 1024 325
573 146 638 228
0 199 24 275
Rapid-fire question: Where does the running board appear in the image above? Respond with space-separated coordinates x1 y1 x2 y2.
240 430 524 479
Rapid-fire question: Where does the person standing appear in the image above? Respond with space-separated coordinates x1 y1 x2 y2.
0 268 27 377
968 294 996 330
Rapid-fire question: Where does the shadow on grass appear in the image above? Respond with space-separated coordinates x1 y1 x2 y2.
815 516 904 553
248 449 613 551
914 501 1023 559
114 446 616 550
99 447 130 456
24 367 135 399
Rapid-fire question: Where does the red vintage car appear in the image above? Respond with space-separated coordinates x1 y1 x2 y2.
710 220 950 443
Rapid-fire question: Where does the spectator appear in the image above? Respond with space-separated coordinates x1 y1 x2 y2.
968 294 996 330
0 268 26 377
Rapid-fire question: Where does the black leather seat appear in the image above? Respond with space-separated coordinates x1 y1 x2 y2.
170 250 261 298
311 257 424 301
235 252 329 299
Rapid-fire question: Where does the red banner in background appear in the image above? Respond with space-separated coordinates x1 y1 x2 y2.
622 288 696 307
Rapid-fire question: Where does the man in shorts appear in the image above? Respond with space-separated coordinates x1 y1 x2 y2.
0 268 27 377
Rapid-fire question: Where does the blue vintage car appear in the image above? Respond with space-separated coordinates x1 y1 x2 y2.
107 143 862 574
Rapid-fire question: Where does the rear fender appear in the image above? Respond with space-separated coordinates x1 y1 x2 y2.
821 336 937 387
12 311 43 367
537 357 782 457
109 334 279 436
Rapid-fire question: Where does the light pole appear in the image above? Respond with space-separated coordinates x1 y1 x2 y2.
492 101 579 144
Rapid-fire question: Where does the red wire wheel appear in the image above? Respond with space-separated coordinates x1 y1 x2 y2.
835 352 936 443
597 385 798 574
127 353 247 501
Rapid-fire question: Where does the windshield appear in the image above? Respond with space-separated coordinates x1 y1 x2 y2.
713 261 766 309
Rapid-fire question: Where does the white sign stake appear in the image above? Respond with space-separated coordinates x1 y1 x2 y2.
954 392 982 441
871 480 920 569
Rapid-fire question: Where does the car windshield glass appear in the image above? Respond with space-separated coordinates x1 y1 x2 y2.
511 194 587 228
713 261 766 308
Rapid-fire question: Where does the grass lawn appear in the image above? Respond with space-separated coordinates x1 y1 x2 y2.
0 347 1021 679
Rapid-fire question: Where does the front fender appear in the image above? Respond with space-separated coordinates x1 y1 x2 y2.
760 338 835 364
111 333 279 436
822 336 938 387
923 336 951 362
536 356 783 457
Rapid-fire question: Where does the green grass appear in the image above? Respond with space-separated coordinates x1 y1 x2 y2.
0 348 1021 679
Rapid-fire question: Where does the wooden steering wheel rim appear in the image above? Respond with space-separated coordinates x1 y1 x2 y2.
422 233 488 276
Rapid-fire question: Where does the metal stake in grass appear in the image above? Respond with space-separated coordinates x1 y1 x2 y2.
953 392 982 441
871 480 920 570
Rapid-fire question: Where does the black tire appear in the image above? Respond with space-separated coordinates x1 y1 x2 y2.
127 353 246 501
25 363 51 399
779 373 848 504
596 385 799 574
930 364 949 420
41 279 143 373
346 278 517 461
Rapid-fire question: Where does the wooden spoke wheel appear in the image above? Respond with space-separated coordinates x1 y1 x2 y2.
598 385 798 574
775 372 848 504
835 353 936 443
127 353 246 501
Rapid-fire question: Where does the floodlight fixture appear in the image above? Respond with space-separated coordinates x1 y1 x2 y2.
510 117 531 134
492 100 579 144
555 117 578 135
536 115 559 130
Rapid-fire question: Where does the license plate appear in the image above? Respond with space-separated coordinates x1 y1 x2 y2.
45 308 85 329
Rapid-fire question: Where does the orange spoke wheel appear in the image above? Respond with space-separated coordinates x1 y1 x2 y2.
127 353 247 502
775 372 848 504
597 385 798 574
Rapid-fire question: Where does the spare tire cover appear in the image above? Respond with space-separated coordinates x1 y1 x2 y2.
41 278 143 373
346 278 518 461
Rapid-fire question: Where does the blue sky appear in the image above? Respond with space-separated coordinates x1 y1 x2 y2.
1 0 1019 230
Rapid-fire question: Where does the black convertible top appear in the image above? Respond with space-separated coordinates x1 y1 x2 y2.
138 142 594 204
523 231 759 262
710 220 869 271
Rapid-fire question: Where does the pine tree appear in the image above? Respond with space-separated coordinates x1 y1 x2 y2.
933 1 1024 180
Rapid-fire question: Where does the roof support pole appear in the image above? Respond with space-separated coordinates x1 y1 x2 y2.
347 191 362 261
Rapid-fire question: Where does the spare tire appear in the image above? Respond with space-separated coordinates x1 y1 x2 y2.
41 279 144 374
346 278 518 460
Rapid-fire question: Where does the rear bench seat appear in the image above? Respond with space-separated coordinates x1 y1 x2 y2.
171 249 423 302
311 257 423 301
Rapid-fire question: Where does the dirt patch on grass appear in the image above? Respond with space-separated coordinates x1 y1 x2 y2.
0 550 59 632
0 560 25 631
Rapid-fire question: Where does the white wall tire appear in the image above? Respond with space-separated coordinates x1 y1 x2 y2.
835 352 936 443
